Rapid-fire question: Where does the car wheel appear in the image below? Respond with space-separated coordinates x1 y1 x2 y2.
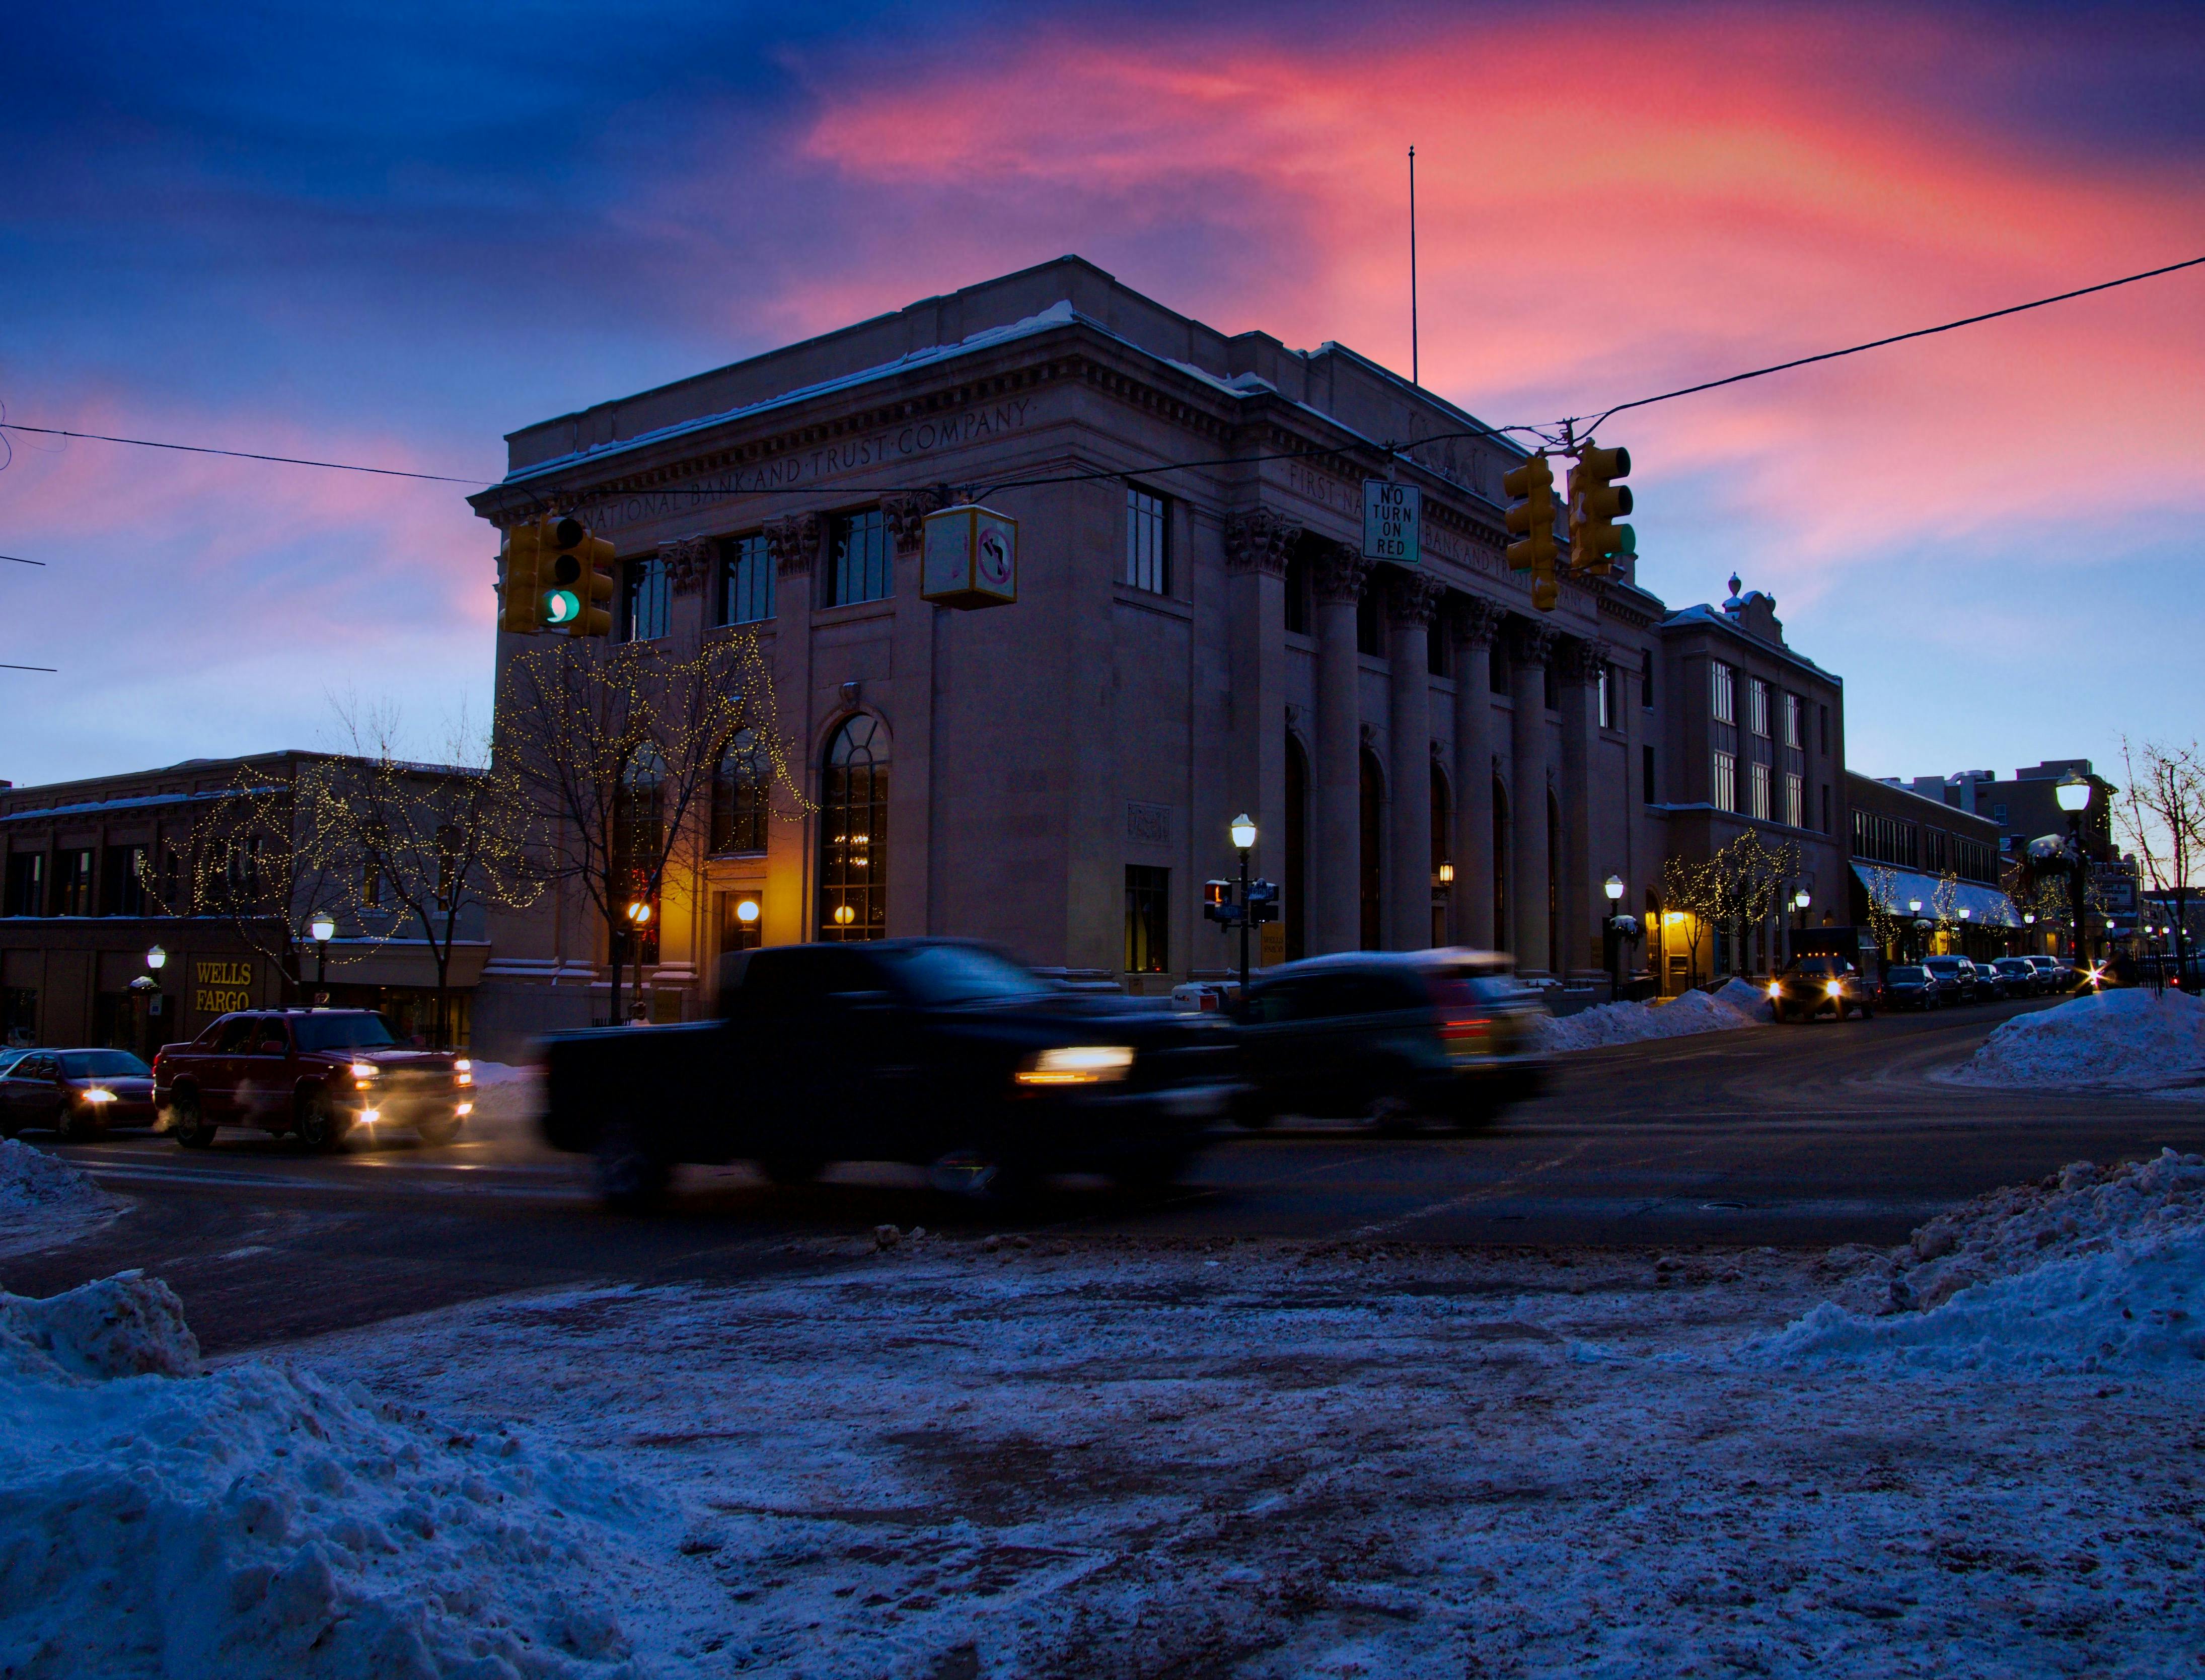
415 1113 464 1146
757 1154 826 1185
295 1090 349 1154
171 1092 217 1149
594 1121 670 1209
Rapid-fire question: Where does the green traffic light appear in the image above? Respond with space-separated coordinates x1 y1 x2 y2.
544 589 580 626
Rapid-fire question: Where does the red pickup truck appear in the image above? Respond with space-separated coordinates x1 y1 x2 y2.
153 1008 473 1151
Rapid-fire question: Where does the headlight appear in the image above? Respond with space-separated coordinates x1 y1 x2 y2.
1767 983 1781 998
455 1070 473 1086
455 1101 474 1117
1016 1044 1136 1086
454 1059 472 1073
80 1087 117 1104
350 1062 379 1081
1825 980 1843 996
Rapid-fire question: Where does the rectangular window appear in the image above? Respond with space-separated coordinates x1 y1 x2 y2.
1643 745 1656 805
5 851 45 917
1640 648 1654 710
1748 678 1770 738
827 508 890 607
1819 704 1829 755
1783 692 1802 749
1427 620 1447 678
1992 802 2009 825
1124 488 1168 594
1714 750 1737 813
1749 761 1771 821
1356 592 1383 657
1124 865 1169 974
1784 771 1803 830
101 845 149 916
719 534 774 626
1821 784 1830 835
1711 661 1735 724
619 554 669 642
1542 659 1558 711
57 848 94 916
1284 551 1311 636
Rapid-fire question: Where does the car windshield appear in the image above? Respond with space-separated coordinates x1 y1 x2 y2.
875 944 1050 1006
60 1050 150 1078
1888 967 1927 981
293 1013 399 1052
1996 960 2031 972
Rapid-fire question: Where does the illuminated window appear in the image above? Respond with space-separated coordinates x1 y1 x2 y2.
1714 750 1737 813
819 713 889 940
1785 771 1803 830
1749 761 1771 821
1124 865 1169 973
711 729 769 854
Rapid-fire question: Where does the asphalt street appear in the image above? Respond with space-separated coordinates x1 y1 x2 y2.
10 994 2200 1354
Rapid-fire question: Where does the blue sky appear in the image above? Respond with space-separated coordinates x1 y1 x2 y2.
3 1 2199 792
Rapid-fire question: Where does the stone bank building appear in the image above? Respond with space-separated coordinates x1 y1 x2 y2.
469 258 1850 1051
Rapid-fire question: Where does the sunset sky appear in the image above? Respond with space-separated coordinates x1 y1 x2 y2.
4 2 2199 795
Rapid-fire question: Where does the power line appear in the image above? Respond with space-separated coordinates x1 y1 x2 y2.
1577 254 2205 434
0 422 485 484
1 553 46 566
0 663 56 672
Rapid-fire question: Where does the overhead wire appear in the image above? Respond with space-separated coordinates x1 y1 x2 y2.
1 553 47 566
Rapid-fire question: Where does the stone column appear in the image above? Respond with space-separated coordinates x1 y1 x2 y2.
1311 543 1371 956
762 513 820 948
1556 636 1609 981
1387 573 1444 951
1508 621 1558 975
1225 508 1298 937
1449 598 1506 947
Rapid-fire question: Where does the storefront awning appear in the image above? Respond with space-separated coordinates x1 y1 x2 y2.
1851 863 2022 929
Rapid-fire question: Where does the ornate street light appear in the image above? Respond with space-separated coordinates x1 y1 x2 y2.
1229 815 1258 998
307 911 337 1003
2054 772 2093 963
1602 875 1626 999
145 943 167 972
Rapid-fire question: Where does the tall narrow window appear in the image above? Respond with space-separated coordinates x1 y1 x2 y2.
1783 691 1802 749
1284 736 1309 961
101 846 149 916
719 534 774 626
57 849 94 917
1749 760 1771 821
1643 745 1656 805
819 713 889 939
1427 620 1447 678
1784 771 1804 830
1356 592 1383 657
1820 783 1831 834
1124 488 1167 594
1711 661 1735 724
1430 765 1451 948
1640 648 1654 709
1748 677 1770 738
620 554 669 642
711 728 770 853
1284 550 1311 636
5 852 46 917
1819 704 1829 755
827 509 890 607
1124 865 1169 973
1489 636 1510 696
1714 750 1738 813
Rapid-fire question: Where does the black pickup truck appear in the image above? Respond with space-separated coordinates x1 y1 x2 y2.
542 938 1240 1204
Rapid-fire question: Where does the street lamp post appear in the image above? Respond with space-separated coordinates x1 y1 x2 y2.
2055 771 2093 967
308 912 336 1004
143 945 168 1059
1230 813 1258 1000
1602 874 1625 999
1907 898 1923 961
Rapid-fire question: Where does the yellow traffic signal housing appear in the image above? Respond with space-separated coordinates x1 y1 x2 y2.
499 520 545 635
544 516 616 637
1568 444 1633 578
1503 452 1561 610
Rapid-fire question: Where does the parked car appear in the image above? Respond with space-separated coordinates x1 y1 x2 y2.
1234 949 1547 1130
1766 956 1875 1022
2023 955 2081 993
0 1047 32 1080
1920 956 1979 1005
1879 965 1941 1011
1991 957 2043 997
1975 964 2016 1001
0 1048 157 1138
153 1008 472 1151
542 938 1240 1204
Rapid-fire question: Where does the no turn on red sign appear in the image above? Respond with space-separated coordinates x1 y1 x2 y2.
1363 480 1421 565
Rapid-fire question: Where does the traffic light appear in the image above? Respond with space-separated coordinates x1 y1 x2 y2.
543 515 616 638
1203 880 1242 926
1568 444 1633 579
1245 880 1280 924
1503 452 1560 611
499 520 545 635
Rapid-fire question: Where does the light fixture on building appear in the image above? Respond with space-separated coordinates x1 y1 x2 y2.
736 899 761 925
1229 813 1258 851
1603 874 1624 902
145 944 167 972
2054 772 2092 814
1436 861 1454 885
833 903 856 927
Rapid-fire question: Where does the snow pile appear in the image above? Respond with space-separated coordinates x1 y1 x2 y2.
459 1061 539 1137
0 1271 671 1677
1748 1150 2205 1374
1949 985 2205 1094
1712 975 1773 1014
0 1138 126 1258
1541 984 1765 1052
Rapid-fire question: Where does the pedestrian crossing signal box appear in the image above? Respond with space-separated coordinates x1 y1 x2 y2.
921 505 1018 609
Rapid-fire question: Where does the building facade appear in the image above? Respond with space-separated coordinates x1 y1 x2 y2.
1881 759 2117 868
1844 769 2021 960
469 258 1853 1052
0 753 492 1052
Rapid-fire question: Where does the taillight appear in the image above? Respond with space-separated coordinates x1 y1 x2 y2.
1440 1015 1492 1057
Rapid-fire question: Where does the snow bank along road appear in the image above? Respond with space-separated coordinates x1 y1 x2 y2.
5 1146 2201 1677
10 992 2202 1356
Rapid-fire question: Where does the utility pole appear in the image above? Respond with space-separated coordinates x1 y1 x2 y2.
1408 146 1419 388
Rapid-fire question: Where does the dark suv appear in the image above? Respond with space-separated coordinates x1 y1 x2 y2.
1767 956 1875 1022
1233 951 1547 1131
153 1009 473 1151
1920 957 1979 1005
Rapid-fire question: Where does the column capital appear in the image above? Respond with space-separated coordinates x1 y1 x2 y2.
659 535 715 598
1387 572 1445 627
881 491 945 557
1312 543 1373 604
1223 506 1302 577
1509 621 1560 667
764 513 820 577
1557 636 1612 684
1449 594 1507 648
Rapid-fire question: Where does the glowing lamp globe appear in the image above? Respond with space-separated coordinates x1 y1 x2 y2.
1229 814 1258 851
2055 772 2091 814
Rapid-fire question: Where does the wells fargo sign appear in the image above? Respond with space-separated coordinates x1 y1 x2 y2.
193 959 253 1015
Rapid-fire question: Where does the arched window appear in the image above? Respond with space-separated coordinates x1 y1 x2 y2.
1359 750 1384 951
819 714 889 941
1285 736 1309 961
1492 776 1510 953
711 728 769 854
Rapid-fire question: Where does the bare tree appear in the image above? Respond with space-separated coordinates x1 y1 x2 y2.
1709 830 1800 977
498 634 794 1025
1659 854 1720 989
2116 737 2203 973
1859 864 1910 963
311 702 542 1049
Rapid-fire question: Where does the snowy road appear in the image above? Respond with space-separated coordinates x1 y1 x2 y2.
8 994 2202 1357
